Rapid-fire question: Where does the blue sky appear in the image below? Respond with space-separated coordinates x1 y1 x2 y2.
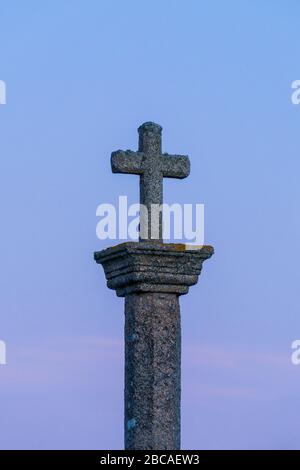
1 0 300 449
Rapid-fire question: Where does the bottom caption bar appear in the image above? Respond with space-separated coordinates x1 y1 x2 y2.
0 450 291 466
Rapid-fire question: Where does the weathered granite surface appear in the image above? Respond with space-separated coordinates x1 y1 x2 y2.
95 122 214 450
125 292 181 450
94 242 213 449
111 122 190 241
94 242 213 297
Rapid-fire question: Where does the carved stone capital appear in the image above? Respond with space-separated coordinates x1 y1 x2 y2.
94 242 214 297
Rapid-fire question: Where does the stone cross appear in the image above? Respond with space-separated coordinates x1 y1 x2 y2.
111 122 190 241
94 122 214 450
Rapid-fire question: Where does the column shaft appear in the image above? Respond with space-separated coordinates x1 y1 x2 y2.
124 292 181 450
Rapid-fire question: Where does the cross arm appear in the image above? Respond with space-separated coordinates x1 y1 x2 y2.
111 150 143 175
162 154 190 179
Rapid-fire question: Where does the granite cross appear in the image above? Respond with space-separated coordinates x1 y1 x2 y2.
111 122 190 241
94 122 214 450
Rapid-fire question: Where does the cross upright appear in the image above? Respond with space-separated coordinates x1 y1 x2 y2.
111 122 190 241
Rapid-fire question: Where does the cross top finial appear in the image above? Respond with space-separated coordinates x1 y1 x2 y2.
138 121 162 154
138 121 162 133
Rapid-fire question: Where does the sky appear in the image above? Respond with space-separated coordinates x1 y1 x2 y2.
1 0 300 450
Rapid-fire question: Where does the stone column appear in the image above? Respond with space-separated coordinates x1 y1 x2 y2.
95 241 213 450
125 292 181 450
